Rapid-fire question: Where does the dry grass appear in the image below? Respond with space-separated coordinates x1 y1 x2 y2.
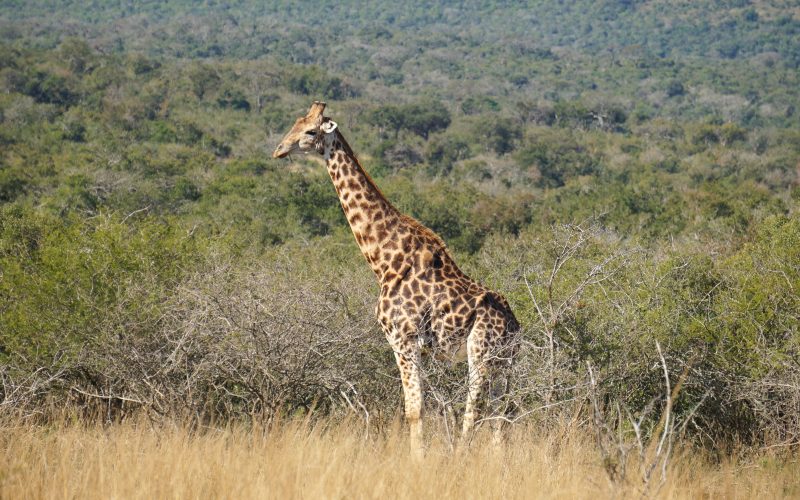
1 417 797 500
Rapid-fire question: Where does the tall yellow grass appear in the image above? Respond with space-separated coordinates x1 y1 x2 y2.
1 417 797 499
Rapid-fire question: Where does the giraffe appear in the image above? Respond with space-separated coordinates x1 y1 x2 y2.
273 101 519 454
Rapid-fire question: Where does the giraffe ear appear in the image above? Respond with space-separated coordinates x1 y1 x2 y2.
320 120 338 134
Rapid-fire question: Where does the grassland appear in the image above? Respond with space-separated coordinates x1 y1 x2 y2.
1 418 797 499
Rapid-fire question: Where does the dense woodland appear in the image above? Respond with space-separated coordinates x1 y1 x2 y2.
1 1 799 451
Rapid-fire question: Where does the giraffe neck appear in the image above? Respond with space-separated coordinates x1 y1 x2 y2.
323 130 402 277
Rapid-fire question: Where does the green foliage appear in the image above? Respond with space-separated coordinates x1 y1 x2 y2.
460 96 500 115
195 161 344 246
58 38 94 75
666 79 686 97
476 216 800 442
712 215 800 375
129 53 160 75
402 100 451 139
0 206 202 366
367 100 451 139
217 88 251 111
0 169 28 202
425 131 472 174
186 63 221 99
513 129 596 187
477 116 520 155
17 70 78 105
283 65 354 100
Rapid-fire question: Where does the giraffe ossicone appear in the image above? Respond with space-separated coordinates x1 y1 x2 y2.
273 101 520 454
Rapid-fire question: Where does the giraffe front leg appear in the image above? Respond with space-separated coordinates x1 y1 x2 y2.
383 316 425 458
393 348 424 458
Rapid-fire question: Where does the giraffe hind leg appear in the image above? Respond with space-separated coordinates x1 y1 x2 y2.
461 317 489 444
461 307 516 446
488 356 514 446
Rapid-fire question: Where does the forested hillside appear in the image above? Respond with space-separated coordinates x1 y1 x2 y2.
1 1 798 452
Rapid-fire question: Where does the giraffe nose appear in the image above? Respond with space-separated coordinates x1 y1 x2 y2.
272 144 289 159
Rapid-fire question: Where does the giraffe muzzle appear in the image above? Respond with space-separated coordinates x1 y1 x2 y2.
272 144 291 159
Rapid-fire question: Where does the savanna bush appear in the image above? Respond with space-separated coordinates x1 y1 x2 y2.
1 210 798 447
475 217 799 444
0 207 200 369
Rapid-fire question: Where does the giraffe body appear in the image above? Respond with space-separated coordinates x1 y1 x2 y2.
274 102 519 453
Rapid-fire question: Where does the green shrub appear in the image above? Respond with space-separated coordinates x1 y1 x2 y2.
0 206 202 367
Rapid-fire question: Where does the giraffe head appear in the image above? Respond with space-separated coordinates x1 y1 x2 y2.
272 101 338 158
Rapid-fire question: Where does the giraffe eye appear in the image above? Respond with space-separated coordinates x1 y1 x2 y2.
305 130 316 135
